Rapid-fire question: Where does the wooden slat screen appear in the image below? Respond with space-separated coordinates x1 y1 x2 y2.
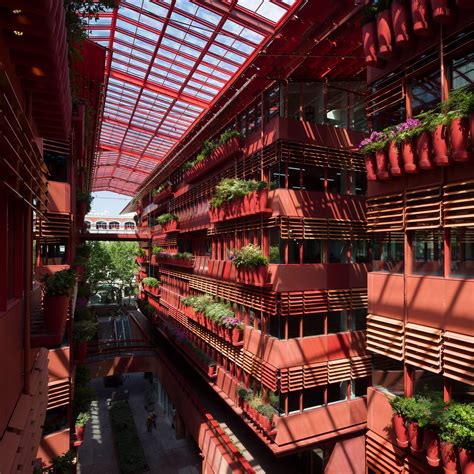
367 193 404 232
35 212 71 243
443 180 474 228
405 323 442 373
443 331 474 386
405 187 442 230
367 314 404 360
47 378 70 410
328 358 351 383
366 431 404 474
351 355 372 379
303 363 328 388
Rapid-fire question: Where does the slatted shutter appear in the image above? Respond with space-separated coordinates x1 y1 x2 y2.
303 363 328 388
405 187 442 230
443 331 474 385
366 431 404 474
351 356 372 379
328 359 351 383
367 194 404 232
404 323 442 373
444 180 474 228
367 314 404 360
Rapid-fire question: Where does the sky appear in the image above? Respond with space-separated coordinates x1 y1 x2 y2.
89 191 135 217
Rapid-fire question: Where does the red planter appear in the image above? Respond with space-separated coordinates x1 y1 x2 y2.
377 10 394 58
411 0 431 36
224 328 232 343
402 140 418 173
430 0 451 23
362 22 379 66
391 0 411 47
376 149 390 180
441 442 458 474
407 422 424 455
424 430 441 467
75 425 85 442
388 141 404 176
44 295 70 334
365 154 377 180
232 328 242 345
459 448 474 474
76 340 88 363
257 188 268 210
260 417 273 434
207 365 216 378
433 124 449 165
417 131 433 169
450 117 471 162
393 415 409 448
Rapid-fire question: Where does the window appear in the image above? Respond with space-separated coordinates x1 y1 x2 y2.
287 83 301 120
124 221 135 229
96 221 107 230
372 235 404 273
269 315 284 339
269 228 284 264
287 239 301 264
411 68 441 116
451 51 474 90
327 168 347 194
351 171 367 196
326 83 348 128
351 240 370 264
288 166 302 189
287 391 301 414
349 82 368 132
328 240 348 263
303 313 325 337
264 85 281 121
109 221 120 230
350 308 367 332
303 240 322 264
85 220 92 229
269 163 285 189
302 82 324 123
42 405 69 436
302 166 325 192
288 316 301 339
372 356 404 396
303 386 324 410
412 230 444 276
450 228 474 278
44 149 68 182
40 243 67 265
327 381 348 403
351 377 370 398
327 310 348 334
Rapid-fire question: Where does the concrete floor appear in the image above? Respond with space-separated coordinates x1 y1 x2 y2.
77 374 201 474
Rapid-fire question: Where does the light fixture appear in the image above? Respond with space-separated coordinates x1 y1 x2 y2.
13 30 23 36
12 9 22 14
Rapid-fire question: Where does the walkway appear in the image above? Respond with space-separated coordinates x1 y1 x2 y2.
77 374 201 474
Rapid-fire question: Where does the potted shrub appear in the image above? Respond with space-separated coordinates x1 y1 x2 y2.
362 4 379 66
389 395 410 448
376 0 394 58
402 395 433 456
42 269 76 334
234 244 269 286
258 404 275 433
237 384 247 409
75 411 91 442
157 213 178 232
411 0 431 36
142 277 160 296
422 110 451 165
391 0 411 47
439 402 474 474
394 118 424 173
358 130 390 180
135 247 146 264
73 320 98 362
447 88 474 161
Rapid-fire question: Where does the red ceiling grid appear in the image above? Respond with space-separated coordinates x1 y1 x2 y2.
88 0 299 195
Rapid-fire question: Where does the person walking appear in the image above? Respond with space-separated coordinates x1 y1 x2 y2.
150 411 157 429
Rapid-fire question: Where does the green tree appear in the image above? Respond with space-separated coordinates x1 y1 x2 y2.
85 242 113 295
107 241 139 300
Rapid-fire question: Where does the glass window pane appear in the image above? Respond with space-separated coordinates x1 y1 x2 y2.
327 310 347 334
372 235 404 273
288 239 301 264
264 85 281 120
288 166 302 189
288 391 300 414
288 317 300 339
351 241 370 264
303 240 322 264
451 228 474 278
327 381 348 403
303 386 324 410
269 315 284 339
350 308 367 332
326 84 348 128
288 83 301 120
351 377 370 398
412 231 444 276
328 240 348 263
451 51 474 90
302 166 325 192
327 169 347 194
303 313 325 337
302 82 324 123
411 69 441 116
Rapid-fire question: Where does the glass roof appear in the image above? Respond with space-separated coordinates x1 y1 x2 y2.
88 0 299 195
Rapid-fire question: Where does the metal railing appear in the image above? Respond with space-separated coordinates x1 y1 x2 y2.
85 227 137 234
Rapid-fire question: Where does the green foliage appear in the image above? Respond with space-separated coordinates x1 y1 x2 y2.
233 244 268 268
237 384 248 399
362 4 378 24
257 403 275 420
438 402 474 448
74 243 91 265
447 87 474 117
157 213 177 225
76 189 94 213
75 306 94 322
42 269 76 297
73 320 98 342
75 411 91 427
65 0 116 58
218 129 240 145
151 182 170 197
152 246 163 255
135 247 146 257
210 178 267 208
45 450 76 473
142 277 160 288
175 252 193 260
269 245 280 264
86 241 113 294
108 401 148 474
73 383 96 415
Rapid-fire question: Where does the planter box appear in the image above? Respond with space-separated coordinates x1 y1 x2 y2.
236 265 269 287
183 137 242 184
157 255 195 269
209 189 271 223
136 256 146 264
152 188 172 205
44 295 70 335
162 221 178 233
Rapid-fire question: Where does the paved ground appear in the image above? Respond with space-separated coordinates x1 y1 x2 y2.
77 374 201 474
